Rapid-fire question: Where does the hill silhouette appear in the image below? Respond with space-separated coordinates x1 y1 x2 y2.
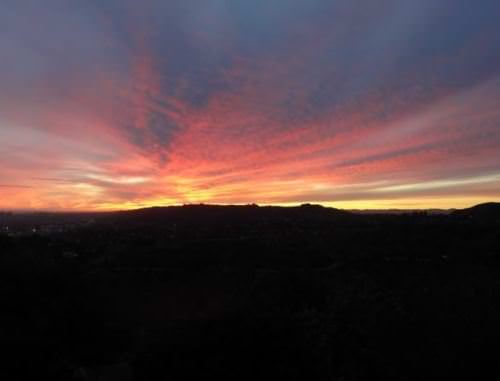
109 203 351 225
1 202 500 380
452 202 500 221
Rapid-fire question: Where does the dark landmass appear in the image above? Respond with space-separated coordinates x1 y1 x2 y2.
452 202 500 220
1 203 500 380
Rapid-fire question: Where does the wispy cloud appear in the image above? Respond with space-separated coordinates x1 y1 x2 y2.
1 0 500 210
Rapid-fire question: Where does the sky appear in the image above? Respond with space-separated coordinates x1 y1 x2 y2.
1 0 500 211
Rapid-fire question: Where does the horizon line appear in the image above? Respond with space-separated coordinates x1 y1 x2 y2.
2 200 498 214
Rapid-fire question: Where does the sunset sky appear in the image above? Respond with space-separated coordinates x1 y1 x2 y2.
1 0 500 211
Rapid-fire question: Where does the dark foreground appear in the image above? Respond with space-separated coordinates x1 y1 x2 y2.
1 203 500 380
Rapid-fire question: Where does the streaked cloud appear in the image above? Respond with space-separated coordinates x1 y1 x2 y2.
1 0 499 210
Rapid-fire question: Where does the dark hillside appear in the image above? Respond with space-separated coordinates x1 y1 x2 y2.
1 204 500 380
452 202 500 222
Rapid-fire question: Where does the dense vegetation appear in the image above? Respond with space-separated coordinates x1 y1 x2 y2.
1 204 499 380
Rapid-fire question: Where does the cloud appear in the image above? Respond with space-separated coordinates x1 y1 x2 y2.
1 0 500 210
